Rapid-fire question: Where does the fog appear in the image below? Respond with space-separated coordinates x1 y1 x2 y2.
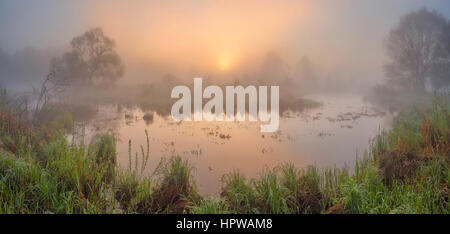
0 0 449 196
1 0 449 94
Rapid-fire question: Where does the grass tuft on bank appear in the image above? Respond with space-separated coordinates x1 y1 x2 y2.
0 89 448 213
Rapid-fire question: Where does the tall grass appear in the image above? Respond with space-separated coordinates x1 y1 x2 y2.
252 169 290 214
215 96 449 214
0 90 448 214
0 133 116 213
220 170 256 213
190 197 230 214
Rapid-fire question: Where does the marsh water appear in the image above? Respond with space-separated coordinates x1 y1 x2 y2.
81 94 393 195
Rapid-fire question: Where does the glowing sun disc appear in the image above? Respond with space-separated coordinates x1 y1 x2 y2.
218 56 233 70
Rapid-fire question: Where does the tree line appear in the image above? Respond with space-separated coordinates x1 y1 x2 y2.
385 7 450 92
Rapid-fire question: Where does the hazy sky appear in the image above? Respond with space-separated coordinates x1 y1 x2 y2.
1 0 449 85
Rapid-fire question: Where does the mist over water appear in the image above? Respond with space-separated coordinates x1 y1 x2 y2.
74 92 390 194
2 0 449 90
1 0 449 195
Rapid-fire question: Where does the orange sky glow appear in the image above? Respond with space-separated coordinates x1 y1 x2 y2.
90 0 310 72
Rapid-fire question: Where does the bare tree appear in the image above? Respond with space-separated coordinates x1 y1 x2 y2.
384 8 449 92
34 27 124 114
33 64 70 113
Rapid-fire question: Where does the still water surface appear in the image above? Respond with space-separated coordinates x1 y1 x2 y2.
83 94 392 195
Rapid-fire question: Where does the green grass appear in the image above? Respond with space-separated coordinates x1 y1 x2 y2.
0 89 448 213
252 169 290 214
190 197 230 214
220 170 256 213
0 136 113 213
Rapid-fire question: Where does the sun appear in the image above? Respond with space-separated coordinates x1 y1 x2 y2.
218 56 233 71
